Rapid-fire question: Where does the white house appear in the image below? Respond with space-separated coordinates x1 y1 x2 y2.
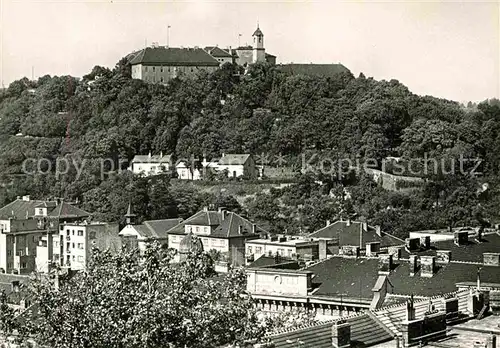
129 152 171 176
217 154 258 179
176 161 202 180
118 204 181 253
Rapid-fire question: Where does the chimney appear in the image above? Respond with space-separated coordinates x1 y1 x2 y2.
379 254 393 274
16 196 20 200
326 220 331 227
405 238 420 252
252 224 256 234
420 256 436 278
388 246 402 260
148 151 152 159
483 253 500 266
409 255 419 276
340 246 359 258
203 206 209 212
318 239 327 260
436 250 452 263
22 195 30 202
331 321 351 348
346 219 351 227
476 228 483 242
160 151 163 158
366 242 381 257
238 225 243 235
420 236 431 250
362 222 368 232
406 295 416 321
454 231 468 246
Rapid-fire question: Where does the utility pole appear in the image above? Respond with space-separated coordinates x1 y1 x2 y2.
238 33 242 47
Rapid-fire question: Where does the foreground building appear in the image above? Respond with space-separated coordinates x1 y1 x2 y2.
247 230 500 320
0 196 91 274
36 221 120 272
166 207 264 266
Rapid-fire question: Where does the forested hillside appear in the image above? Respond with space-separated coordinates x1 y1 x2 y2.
1 59 500 237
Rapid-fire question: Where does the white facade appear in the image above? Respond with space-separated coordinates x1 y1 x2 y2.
129 154 171 177
131 63 219 83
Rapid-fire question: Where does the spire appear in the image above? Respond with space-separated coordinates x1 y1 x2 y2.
125 202 137 225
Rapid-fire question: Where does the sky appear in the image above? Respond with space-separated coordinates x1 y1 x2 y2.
0 0 498 102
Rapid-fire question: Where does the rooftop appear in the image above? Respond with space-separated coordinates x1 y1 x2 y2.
248 255 301 269
0 198 90 221
401 232 500 263
167 209 265 238
204 46 233 58
129 47 220 67
218 154 252 166
306 256 381 299
388 260 500 296
131 154 172 163
309 220 403 248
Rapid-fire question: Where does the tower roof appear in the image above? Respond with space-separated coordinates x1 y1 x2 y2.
252 26 263 37
125 202 136 218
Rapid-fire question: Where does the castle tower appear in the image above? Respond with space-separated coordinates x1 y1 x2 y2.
252 25 266 63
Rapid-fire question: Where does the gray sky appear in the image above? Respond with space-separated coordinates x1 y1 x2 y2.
1 0 499 102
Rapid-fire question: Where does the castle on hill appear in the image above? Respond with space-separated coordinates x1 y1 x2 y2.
127 25 276 83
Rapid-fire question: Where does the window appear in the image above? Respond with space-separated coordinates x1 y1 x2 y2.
288 249 293 257
54 241 59 247
32 235 37 242
16 250 24 256
78 256 84 262
77 243 84 250
247 246 253 254
196 227 200 233
66 242 70 250
21 262 26 269
277 248 284 255
7 263 12 269
77 230 84 236
152 66 155 72
72 230 75 235
145 66 148 72
7 250 11 256
72 243 75 248
160 77 164 83
255 246 262 255
72 255 76 262
66 230 70 236
204 227 208 233
160 66 163 72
